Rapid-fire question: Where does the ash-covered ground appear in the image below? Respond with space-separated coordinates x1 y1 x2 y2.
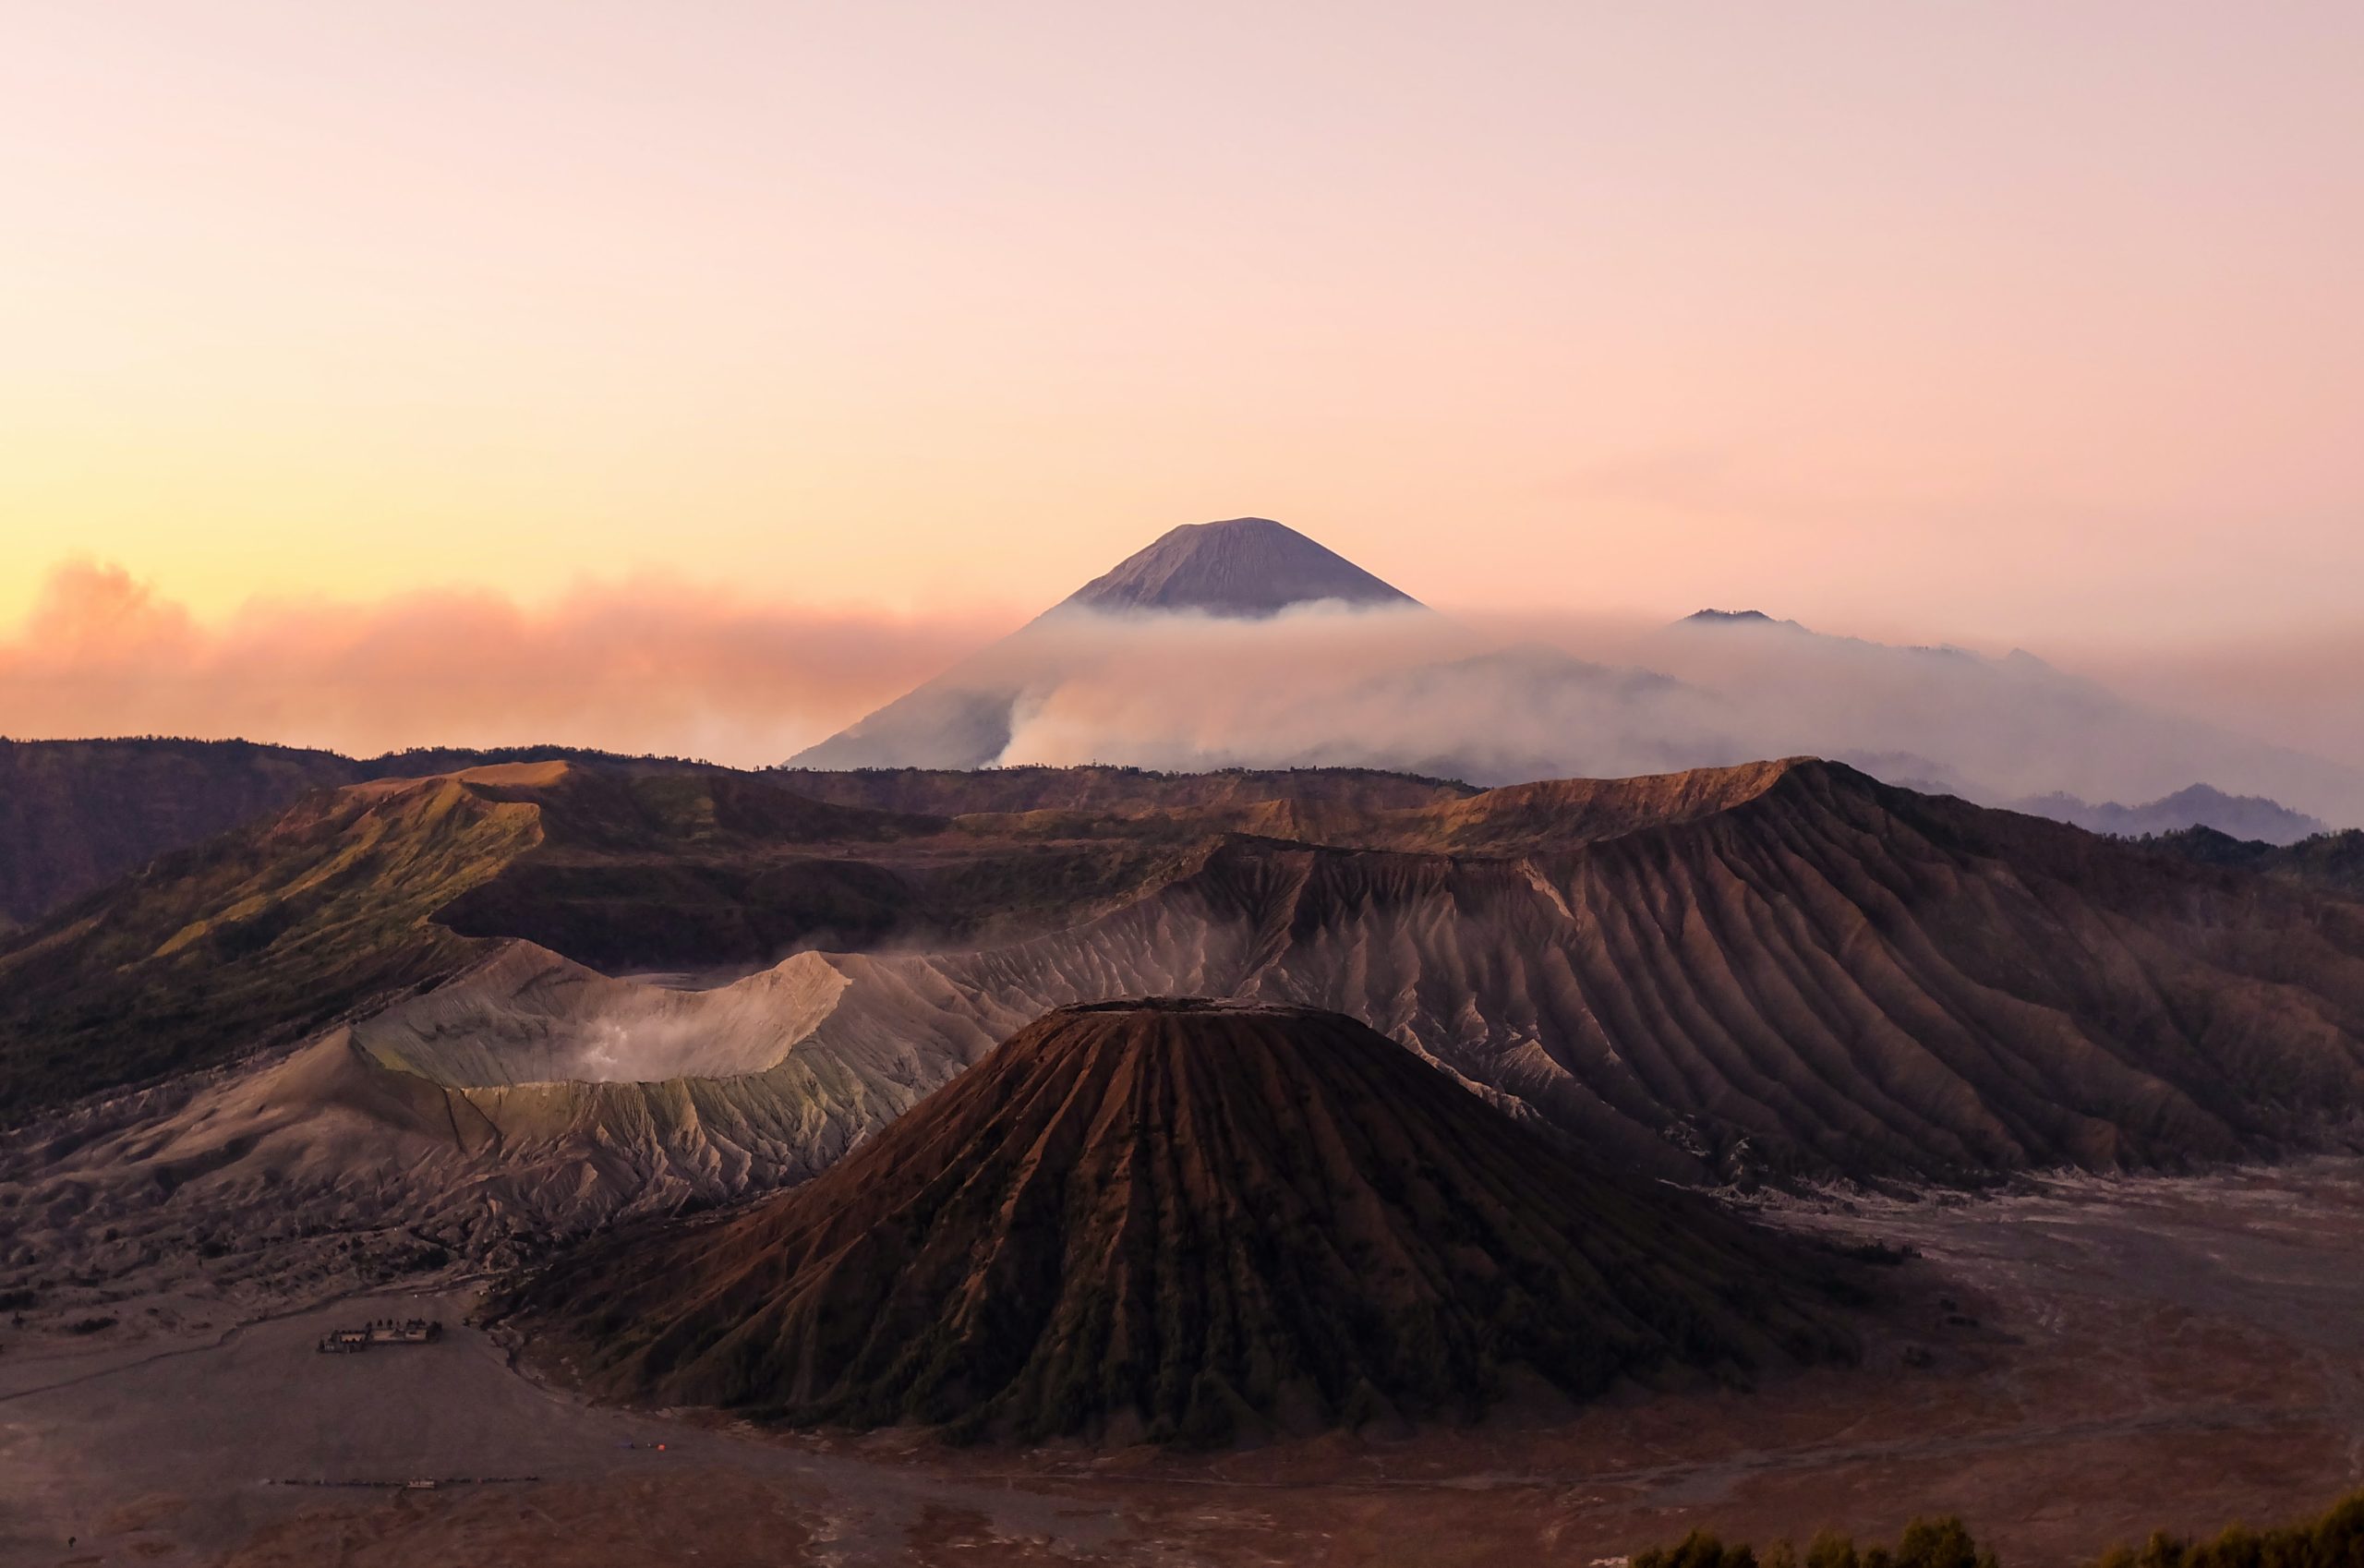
4 1160 2362 1566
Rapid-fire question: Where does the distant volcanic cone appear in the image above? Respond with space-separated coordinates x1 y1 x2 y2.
1058 515 1420 617
501 998 1857 1445
785 517 1426 768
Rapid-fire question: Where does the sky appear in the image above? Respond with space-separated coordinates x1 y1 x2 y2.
3 2 2359 758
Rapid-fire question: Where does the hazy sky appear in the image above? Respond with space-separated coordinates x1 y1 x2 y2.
6 2 2360 648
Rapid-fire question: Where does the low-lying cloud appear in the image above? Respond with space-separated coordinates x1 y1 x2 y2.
965 603 2364 827
0 560 1012 766
9 561 2362 830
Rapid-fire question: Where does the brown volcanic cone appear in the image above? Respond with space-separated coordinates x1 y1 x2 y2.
502 999 1855 1445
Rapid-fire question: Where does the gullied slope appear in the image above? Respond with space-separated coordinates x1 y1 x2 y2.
0 770 540 1117
21 757 2364 1189
503 1000 1854 1444
14 750 2364 1309
827 762 2364 1182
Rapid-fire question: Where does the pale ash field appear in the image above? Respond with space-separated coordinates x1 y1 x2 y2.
5 1161 2361 1568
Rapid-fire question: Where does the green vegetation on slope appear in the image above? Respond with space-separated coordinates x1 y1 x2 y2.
0 737 359 925
0 760 1257 1120
1634 1487 2364 1568
0 776 538 1120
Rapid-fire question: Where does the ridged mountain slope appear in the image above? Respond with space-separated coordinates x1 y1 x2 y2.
825 760 2364 1182
14 755 2364 1310
501 1000 1853 1444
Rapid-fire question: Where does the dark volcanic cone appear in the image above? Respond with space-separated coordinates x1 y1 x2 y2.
501 998 1856 1445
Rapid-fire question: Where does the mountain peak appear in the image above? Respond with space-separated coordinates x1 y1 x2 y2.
1679 608 1793 628
502 997 1851 1444
1059 517 1421 618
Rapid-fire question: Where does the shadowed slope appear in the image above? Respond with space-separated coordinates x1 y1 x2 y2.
503 999 1855 1445
707 759 2364 1185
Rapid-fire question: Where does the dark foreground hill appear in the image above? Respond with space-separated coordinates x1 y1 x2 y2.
500 999 1856 1445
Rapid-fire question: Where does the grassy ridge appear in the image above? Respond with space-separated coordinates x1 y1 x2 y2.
0 777 537 1120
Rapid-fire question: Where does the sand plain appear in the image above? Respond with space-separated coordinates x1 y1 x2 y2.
2 1160 2360 1567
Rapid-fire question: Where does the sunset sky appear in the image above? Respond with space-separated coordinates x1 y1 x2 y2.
5 3 2359 757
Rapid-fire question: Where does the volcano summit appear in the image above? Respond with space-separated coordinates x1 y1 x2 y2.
787 517 1427 769
501 998 1856 1446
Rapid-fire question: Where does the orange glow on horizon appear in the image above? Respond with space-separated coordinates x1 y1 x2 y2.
3 3 2358 651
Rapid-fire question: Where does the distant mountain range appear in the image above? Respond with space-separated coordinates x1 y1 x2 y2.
2008 784 2326 845
2149 824 2364 899
2 517 2356 936
790 516 2364 832
9 754 2364 1192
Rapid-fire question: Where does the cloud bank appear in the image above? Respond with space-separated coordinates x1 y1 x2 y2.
0 561 1010 766
9 561 2362 831
957 604 2364 828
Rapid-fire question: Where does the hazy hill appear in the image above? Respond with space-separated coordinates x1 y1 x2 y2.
0 738 362 927
2009 783 2327 845
500 999 1855 1444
